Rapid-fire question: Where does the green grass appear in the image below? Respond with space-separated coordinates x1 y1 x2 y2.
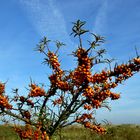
0 124 140 140
52 124 140 140
0 125 19 140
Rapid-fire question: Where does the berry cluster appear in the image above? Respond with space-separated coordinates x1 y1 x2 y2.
83 104 92 110
56 80 69 91
92 91 120 108
103 82 118 90
113 58 140 83
26 99 34 108
82 86 95 98
0 82 5 95
110 92 120 100
47 52 61 71
91 99 101 109
71 48 92 86
14 124 33 139
114 64 133 82
84 122 106 134
53 96 63 106
23 110 31 119
49 73 70 91
19 96 26 102
29 84 46 97
0 95 12 109
76 113 92 123
133 57 140 65
48 52 70 91
14 124 49 140
0 83 12 109
76 113 106 134
92 70 108 83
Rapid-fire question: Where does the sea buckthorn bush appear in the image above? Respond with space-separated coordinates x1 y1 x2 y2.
0 20 140 140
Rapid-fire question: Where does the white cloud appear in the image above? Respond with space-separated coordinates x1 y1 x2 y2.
19 0 78 67
93 0 108 34
90 0 116 72
19 0 73 44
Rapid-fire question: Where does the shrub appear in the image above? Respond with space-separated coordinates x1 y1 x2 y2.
0 20 140 140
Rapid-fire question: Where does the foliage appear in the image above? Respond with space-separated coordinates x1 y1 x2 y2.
0 20 140 140
0 124 140 140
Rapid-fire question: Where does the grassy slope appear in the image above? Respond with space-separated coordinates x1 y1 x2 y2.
52 124 140 140
0 124 140 140
0 125 19 140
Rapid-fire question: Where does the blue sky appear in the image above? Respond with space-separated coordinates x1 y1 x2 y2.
0 0 140 124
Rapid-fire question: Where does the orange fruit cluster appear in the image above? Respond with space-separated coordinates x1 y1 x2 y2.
95 90 111 100
82 86 108 109
95 92 119 106
76 113 106 134
110 92 120 100
84 121 106 134
104 82 118 89
83 104 92 110
114 60 138 83
0 95 12 109
49 74 59 86
19 96 25 102
91 99 101 109
71 48 92 86
48 52 70 91
49 73 70 91
76 113 92 123
29 84 46 97
82 86 95 98
113 59 140 83
115 76 125 83
90 90 120 108
114 64 133 81
47 52 61 71
0 83 12 109
53 96 63 106
56 80 69 91
14 124 33 139
133 57 140 65
14 124 49 140
26 99 34 108
23 110 31 119
41 131 49 140
75 47 86 58
33 130 41 140
0 82 5 95
47 51 63 77
92 70 108 83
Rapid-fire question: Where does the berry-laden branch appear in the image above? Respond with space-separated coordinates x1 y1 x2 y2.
0 20 140 140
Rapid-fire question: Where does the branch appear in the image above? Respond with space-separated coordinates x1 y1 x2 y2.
2 109 35 125
49 85 85 136
38 87 57 121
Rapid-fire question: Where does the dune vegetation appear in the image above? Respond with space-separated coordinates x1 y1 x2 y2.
0 124 140 140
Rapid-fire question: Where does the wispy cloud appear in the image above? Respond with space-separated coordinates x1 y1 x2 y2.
19 0 77 71
93 0 108 34
19 0 73 45
90 1 112 71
